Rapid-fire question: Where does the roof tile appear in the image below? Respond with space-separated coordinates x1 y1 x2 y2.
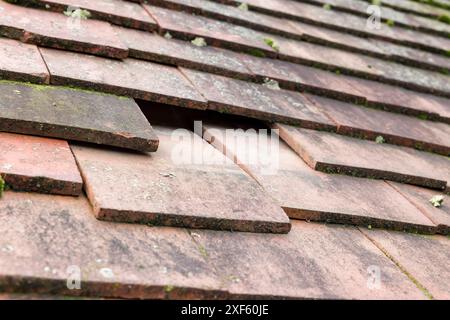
40 48 208 110
71 126 291 233
180 68 336 129
0 38 49 84
0 1 128 59
0 81 159 152
115 27 255 80
306 94 450 156
389 182 450 234
274 124 450 190
203 123 437 233
0 132 82 196
32 0 158 31
360 228 450 299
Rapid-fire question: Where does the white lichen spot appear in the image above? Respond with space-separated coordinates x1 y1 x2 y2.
191 37 207 47
99 267 114 279
164 32 173 39
429 195 444 208
237 2 249 11
1 245 14 253
375 136 385 144
64 7 91 20
262 78 280 90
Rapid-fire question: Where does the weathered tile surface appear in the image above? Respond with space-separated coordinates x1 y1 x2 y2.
0 81 159 152
40 48 207 110
275 124 450 190
0 132 82 196
240 0 450 53
306 94 450 156
115 27 254 80
389 182 450 234
203 123 437 233
0 192 225 299
0 192 426 299
240 54 368 103
0 1 128 59
31 0 158 31
180 68 336 129
71 126 290 233
194 221 426 299
144 4 278 57
0 38 49 84
361 229 450 299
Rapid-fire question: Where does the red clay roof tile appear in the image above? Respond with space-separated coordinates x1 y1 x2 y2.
0 81 159 152
0 132 82 196
71 126 291 233
0 1 128 59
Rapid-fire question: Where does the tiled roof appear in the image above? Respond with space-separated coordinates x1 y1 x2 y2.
0 0 449 299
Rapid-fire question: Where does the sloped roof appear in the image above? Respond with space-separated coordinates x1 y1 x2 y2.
0 0 449 299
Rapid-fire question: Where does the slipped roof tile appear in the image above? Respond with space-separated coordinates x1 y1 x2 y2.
203 123 437 233
115 27 255 80
0 1 128 59
275 124 450 190
40 48 208 110
306 94 450 156
71 125 290 233
0 38 49 84
0 81 159 152
0 132 82 196
360 228 450 299
180 68 336 129
389 182 450 234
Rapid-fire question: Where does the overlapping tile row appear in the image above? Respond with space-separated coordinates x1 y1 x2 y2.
0 132 82 196
289 0 450 37
144 5 450 98
145 0 450 73
366 0 450 20
360 228 450 299
305 94 450 156
1 191 445 299
0 81 159 152
71 125 291 233
274 124 450 192
0 1 128 59
201 121 439 234
213 0 450 54
9 0 158 31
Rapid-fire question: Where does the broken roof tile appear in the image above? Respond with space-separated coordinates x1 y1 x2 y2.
360 228 450 299
0 1 128 59
194 221 426 299
0 38 49 84
40 48 208 110
180 68 336 129
71 125 290 233
25 0 158 31
275 124 450 190
306 94 450 156
114 27 255 81
389 182 450 234
0 81 159 152
0 132 82 196
203 123 437 233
